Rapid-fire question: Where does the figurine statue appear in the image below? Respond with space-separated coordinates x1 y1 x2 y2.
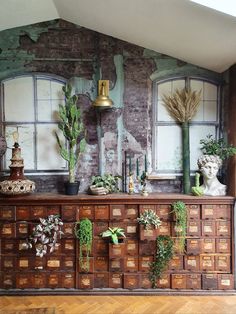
197 155 226 196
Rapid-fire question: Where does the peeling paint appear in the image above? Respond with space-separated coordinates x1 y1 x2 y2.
110 54 124 108
70 77 96 100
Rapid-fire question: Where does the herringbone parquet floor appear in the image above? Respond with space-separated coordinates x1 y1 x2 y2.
1 295 236 314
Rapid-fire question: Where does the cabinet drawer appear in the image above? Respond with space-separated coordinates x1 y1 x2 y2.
110 205 125 220
171 274 186 289
0 223 16 238
78 205 94 220
187 205 200 220
125 205 138 219
95 205 109 220
61 205 77 221
0 206 15 221
201 238 215 253
216 238 231 253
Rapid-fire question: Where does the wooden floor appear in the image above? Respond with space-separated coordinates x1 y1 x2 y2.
1 295 236 314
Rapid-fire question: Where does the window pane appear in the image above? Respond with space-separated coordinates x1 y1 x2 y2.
204 101 217 121
204 82 217 100
172 80 185 93
4 77 34 122
36 124 67 170
37 79 51 99
51 81 64 100
190 80 203 99
191 100 204 121
4 124 35 170
156 100 174 122
157 81 171 100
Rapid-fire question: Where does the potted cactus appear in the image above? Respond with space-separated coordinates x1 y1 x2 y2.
55 83 86 195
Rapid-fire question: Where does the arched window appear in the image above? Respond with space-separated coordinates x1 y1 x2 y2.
152 77 220 175
0 74 66 173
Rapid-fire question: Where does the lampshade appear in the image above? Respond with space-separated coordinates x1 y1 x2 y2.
93 80 113 109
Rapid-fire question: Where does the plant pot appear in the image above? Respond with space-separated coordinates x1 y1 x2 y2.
64 181 80 195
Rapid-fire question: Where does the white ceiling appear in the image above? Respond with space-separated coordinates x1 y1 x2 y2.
0 0 236 73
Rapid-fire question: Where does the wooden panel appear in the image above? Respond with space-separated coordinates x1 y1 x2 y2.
94 256 109 272
95 205 109 220
16 206 30 220
216 238 231 253
109 258 124 272
16 221 29 238
110 205 125 220
186 238 201 255
202 220 216 237
125 222 138 238
30 206 47 220
78 274 94 289
78 205 94 220
184 255 200 271
61 272 75 289
187 220 201 237
216 205 231 220
186 205 200 220
93 221 109 237
139 225 157 241
140 274 152 288
123 273 140 289
0 206 15 221
200 255 215 271
201 238 216 253
124 256 139 272
0 223 16 238
139 240 155 256
61 205 77 221
125 205 138 219
218 274 234 290
156 221 171 236
125 239 139 256
32 273 47 289
109 243 125 258
169 255 184 271
202 205 215 220
139 256 153 272
215 255 231 272
216 220 231 237
186 274 201 290
109 273 123 288
94 272 109 288
171 274 187 289
156 205 171 220
202 274 218 290
156 274 170 289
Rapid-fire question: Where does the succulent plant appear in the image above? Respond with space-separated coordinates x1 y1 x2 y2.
137 209 162 230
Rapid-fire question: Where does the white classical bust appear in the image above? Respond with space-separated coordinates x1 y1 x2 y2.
197 155 226 196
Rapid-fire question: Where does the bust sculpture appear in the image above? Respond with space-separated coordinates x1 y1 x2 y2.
197 155 226 196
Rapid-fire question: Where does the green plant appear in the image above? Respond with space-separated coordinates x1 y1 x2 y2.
74 218 93 272
91 174 120 193
200 134 236 160
137 209 162 230
149 235 174 288
171 201 187 253
100 227 126 244
55 83 86 183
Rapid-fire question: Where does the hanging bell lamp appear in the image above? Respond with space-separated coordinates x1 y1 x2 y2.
93 80 113 109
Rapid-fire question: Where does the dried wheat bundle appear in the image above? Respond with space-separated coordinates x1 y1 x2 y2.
162 88 201 122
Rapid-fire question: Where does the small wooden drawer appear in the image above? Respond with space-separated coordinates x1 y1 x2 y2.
1 239 16 253
47 272 61 288
218 274 234 290
62 222 75 238
78 274 94 289
140 274 152 289
124 273 140 289
202 220 216 237
30 206 47 220
78 205 94 220
202 205 215 219
216 220 231 237
62 255 75 270
156 221 171 236
16 273 32 289
78 257 94 273
95 205 109 220
93 239 108 256
110 205 125 220
169 255 184 271
34 256 46 270
109 258 124 272
16 221 29 238
173 237 186 254
156 274 170 289
17 256 33 270
32 273 47 289
171 274 187 289
201 238 216 253
187 220 201 237
61 272 75 289
0 272 15 289
216 204 231 220
124 256 139 272
186 238 201 255
139 205 156 214
109 273 123 288
171 224 185 237
46 206 60 216
200 255 215 271
94 221 109 237
156 205 171 220
125 205 138 219
184 255 200 271
16 206 30 220
1 255 16 271
94 272 109 288
139 240 155 256
109 243 125 258
202 274 218 290
187 205 200 220
139 225 157 241
0 206 15 221
186 274 201 290
125 239 139 255
125 222 138 237
215 255 231 272
139 256 153 272
216 238 231 253
46 256 61 270
0 222 16 238
61 239 76 254
61 205 77 221
94 256 109 272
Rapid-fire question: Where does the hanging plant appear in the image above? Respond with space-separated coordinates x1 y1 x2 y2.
74 218 93 272
171 201 187 253
149 235 174 288
137 209 162 230
162 88 201 194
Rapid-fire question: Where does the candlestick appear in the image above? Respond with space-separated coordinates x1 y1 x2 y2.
136 158 139 177
144 155 147 173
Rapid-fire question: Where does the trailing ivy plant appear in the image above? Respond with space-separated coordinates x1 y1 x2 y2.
149 235 174 288
74 218 93 272
137 209 162 230
171 201 187 254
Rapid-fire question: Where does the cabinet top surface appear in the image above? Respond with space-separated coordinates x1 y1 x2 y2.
0 192 234 205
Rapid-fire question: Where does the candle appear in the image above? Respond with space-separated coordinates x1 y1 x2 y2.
144 154 147 173
136 158 139 177
129 156 132 174
195 172 200 187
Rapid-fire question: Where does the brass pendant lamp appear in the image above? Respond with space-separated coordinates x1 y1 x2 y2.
93 80 113 109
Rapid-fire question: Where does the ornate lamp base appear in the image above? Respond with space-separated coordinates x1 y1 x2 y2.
0 179 35 195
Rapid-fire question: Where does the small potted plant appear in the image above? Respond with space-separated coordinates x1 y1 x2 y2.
137 209 162 241
55 83 86 195
100 227 126 258
89 174 120 195
171 201 187 253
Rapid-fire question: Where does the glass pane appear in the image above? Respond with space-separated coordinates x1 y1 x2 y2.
36 124 67 170
204 101 217 121
190 125 216 170
157 81 171 100
3 77 34 122
172 80 185 93
37 79 51 99
156 100 175 122
156 125 182 171
4 124 35 170
191 100 204 121
204 82 217 100
190 79 203 100
51 81 64 99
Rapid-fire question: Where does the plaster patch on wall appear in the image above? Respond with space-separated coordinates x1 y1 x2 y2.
104 131 119 175
70 77 96 100
143 49 163 59
116 114 123 177
110 55 124 108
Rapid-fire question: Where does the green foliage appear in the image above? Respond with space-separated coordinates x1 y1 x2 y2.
200 134 236 160
192 172 204 196
91 174 120 193
149 235 174 288
100 227 126 244
137 209 162 230
74 218 93 272
171 201 187 253
55 83 86 183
